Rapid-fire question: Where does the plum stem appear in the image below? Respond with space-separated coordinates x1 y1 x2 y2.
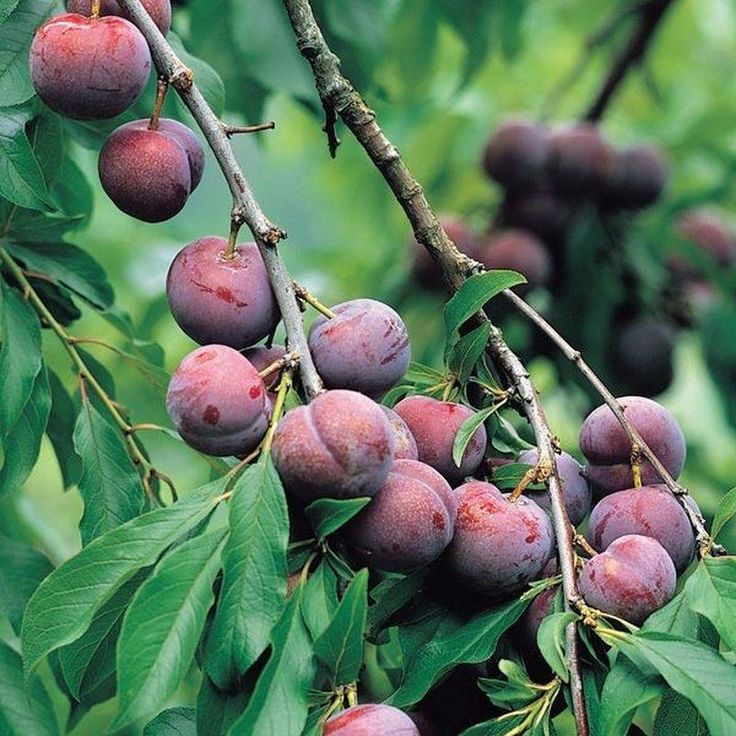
261 368 294 455
116 0 324 400
222 121 276 137
149 76 168 131
293 281 337 319
257 350 299 380
91 0 101 18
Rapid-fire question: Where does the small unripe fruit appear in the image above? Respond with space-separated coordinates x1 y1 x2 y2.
67 0 172 34
482 120 549 192
166 237 279 349
30 14 151 120
393 396 487 483
309 299 411 398
579 396 686 495
99 121 193 222
518 449 592 526
272 390 394 501
586 484 695 572
579 534 676 625
446 481 554 597
603 145 668 210
381 406 419 461
324 704 419 735
166 345 269 456
475 229 552 291
345 459 456 571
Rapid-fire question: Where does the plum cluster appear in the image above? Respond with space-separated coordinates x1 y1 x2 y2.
30 1 205 223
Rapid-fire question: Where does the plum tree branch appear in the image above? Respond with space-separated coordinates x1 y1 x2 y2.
281 1 589 732
584 0 674 122
116 0 323 400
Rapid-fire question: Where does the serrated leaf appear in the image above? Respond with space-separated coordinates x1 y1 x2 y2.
114 529 226 729
0 641 59 736
712 488 736 541
446 322 492 382
21 478 227 680
390 596 529 708
305 497 371 540
143 707 196 736
45 369 81 489
314 568 368 686
0 277 42 438
444 270 525 338
0 0 55 106
58 570 148 701
74 398 145 546
0 363 51 497
0 106 55 210
227 580 315 736
537 612 578 683
601 630 736 736
195 676 247 736
0 535 52 634
685 557 736 651
654 690 710 736
6 241 114 310
204 458 288 690
452 404 495 468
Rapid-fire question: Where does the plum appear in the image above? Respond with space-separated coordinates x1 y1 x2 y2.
345 459 456 571
243 344 287 397
482 120 550 192
67 0 172 34
272 390 394 501
518 449 591 526
614 318 675 397
166 345 269 456
579 534 676 625
309 299 411 398
99 120 196 222
603 145 668 210
381 406 418 461
324 704 419 735
501 189 571 243
475 229 552 291
672 209 736 277
30 13 150 120
446 481 554 597
166 236 279 349
586 484 695 572
579 396 686 495
393 396 487 483
157 119 205 190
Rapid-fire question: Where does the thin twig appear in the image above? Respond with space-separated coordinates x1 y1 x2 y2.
281 2 589 732
222 121 276 137
583 0 674 122
116 0 323 400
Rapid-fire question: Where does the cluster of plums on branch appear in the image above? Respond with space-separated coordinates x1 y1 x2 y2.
30 1 206 222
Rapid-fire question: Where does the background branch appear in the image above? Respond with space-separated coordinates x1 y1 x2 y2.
584 0 674 122
282 1 589 731
117 0 324 400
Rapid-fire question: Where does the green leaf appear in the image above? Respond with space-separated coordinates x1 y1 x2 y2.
45 369 82 489
6 241 114 310
458 714 526 736
712 488 736 541
0 106 55 210
305 497 371 540
366 569 430 639
390 596 529 707
58 570 148 701
21 478 227 679
0 0 55 106
446 322 492 382
536 612 578 683
144 708 197 736
490 462 544 491
195 676 247 736
73 398 145 546
0 364 51 497
204 458 288 691
452 404 495 468
114 529 226 729
0 641 59 736
444 270 525 338
654 690 710 736
602 630 736 736
0 277 42 438
685 557 736 651
314 569 368 686
227 580 315 736
0 535 52 634
301 561 339 640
